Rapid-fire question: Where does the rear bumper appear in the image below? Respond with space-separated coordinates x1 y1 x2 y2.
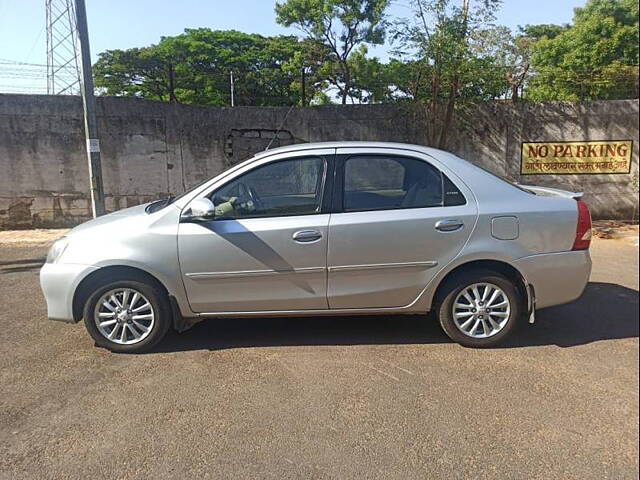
40 262 97 322
515 250 592 309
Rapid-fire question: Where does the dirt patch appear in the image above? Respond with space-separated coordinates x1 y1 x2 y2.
592 221 639 246
0 229 69 246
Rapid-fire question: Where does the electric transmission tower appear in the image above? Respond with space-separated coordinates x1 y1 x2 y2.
45 0 81 94
45 0 106 216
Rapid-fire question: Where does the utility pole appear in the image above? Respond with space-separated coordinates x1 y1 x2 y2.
75 0 105 217
301 66 307 107
230 71 235 107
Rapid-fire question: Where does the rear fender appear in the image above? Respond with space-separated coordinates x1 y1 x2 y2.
415 252 533 313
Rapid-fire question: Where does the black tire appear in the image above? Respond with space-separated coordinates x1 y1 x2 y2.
436 269 523 348
83 279 171 353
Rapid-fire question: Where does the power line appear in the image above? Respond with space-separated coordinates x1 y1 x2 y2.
26 25 46 62
0 58 48 67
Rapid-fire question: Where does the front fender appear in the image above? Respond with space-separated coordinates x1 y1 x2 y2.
88 259 195 318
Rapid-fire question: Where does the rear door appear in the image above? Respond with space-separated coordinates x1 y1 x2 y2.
327 148 478 309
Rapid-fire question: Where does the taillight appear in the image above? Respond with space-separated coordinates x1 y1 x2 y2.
572 199 592 250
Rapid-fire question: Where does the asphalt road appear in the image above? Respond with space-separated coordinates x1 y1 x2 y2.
0 238 638 479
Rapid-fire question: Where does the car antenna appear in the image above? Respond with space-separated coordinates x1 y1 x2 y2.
265 104 295 151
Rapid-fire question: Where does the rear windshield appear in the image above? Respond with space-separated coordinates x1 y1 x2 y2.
473 163 536 195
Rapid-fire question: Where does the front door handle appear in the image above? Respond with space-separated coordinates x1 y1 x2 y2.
435 219 464 232
292 229 323 243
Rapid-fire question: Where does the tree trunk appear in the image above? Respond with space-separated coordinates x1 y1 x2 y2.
438 75 459 149
168 63 177 103
511 84 519 102
340 59 351 105
427 72 441 146
436 0 468 149
512 64 529 102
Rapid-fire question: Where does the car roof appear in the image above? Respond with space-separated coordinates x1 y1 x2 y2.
253 141 448 160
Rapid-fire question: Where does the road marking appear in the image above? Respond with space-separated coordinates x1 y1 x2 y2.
367 364 400 382
380 359 415 376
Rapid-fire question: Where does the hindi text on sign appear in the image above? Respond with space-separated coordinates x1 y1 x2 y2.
520 140 632 175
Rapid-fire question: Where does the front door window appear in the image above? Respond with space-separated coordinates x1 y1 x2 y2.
211 157 326 220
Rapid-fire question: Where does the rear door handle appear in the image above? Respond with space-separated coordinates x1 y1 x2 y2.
292 229 323 243
435 219 464 232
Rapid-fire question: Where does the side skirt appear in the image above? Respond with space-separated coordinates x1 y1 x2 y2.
196 306 427 319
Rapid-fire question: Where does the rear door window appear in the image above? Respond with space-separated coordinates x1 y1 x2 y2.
343 155 458 212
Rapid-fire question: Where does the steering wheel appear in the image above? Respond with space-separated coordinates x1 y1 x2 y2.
237 182 264 210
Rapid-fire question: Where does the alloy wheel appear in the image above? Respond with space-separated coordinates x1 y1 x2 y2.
452 282 511 339
93 288 155 345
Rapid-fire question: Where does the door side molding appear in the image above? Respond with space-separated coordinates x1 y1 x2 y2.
328 261 438 273
185 266 326 280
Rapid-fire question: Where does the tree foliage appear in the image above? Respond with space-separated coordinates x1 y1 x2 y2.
390 0 504 147
93 0 639 109
94 29 320 106
275 0 390 104
526 0 639 100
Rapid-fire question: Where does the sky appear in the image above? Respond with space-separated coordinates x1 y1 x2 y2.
0 0 586 93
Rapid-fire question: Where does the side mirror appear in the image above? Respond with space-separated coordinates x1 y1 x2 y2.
183 198 216 221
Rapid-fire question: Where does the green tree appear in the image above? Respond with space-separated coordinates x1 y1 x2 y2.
526 0 639 100
472 25 536 101
520 24 569 41
392 0 503 148
94 29 313 106
275 0 390 104
93 47 174 101
281 39 334 105
342 46 389 103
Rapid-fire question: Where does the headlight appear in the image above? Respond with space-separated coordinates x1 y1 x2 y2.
46 237 69 264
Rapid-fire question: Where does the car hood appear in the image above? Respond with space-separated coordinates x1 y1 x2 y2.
66 203 151 236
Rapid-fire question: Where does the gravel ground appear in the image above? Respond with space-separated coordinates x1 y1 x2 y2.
0 236 638 479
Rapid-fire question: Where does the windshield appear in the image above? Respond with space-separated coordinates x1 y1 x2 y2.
145 178 212 214
170 177 212 204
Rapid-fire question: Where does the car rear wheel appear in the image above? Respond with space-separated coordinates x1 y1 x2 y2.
437 270 523 348
83 279 171 353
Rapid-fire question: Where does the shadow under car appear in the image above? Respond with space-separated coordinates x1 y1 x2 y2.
151 282 639 353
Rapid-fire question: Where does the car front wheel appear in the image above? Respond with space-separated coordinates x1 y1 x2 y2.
83 279 171 353
437 270 523 348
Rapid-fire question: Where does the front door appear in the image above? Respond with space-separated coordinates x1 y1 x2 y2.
178 154 331 313
327 150 477 309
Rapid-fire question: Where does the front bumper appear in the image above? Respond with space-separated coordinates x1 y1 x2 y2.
40 262 98 322
515 250 592 309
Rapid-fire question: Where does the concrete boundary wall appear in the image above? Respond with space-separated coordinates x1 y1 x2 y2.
0 94 637 228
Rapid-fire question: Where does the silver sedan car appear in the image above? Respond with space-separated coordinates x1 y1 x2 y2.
40 142 592 352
